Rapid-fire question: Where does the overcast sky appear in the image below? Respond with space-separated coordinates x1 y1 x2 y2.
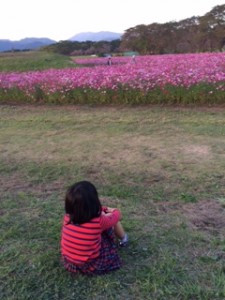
1 0 224 41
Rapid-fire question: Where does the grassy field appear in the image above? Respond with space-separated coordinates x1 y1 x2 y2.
0 104 225 299
0 51 75 72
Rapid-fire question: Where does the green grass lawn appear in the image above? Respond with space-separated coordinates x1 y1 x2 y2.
0 105 225 300
0 51 75 72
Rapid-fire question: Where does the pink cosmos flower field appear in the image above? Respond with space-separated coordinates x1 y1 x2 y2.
0 52 224 104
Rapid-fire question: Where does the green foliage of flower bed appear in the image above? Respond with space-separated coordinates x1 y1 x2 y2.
1 84 224 105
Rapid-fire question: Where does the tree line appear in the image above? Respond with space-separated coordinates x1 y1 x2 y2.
121 5 225 54
43 5 225 56
42 40 121 56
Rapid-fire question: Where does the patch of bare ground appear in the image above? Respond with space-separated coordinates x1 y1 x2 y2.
183 145 211 156
182 200 225 236
155 200 225 237
0 173 64 199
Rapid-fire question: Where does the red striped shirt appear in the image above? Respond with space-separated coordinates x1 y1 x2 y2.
61 209 121 265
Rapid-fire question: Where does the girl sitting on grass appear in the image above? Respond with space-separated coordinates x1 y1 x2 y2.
61 180 128 275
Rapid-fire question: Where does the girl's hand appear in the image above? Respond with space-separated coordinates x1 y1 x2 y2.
105 207 116 213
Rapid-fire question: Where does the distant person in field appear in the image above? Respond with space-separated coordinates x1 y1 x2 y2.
132 55 136 64
107 55 112 66
61 180 128 275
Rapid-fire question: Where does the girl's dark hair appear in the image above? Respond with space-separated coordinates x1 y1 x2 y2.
65 181 102 224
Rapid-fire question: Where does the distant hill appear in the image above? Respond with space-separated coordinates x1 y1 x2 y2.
0 38 56 52
69 31 122 42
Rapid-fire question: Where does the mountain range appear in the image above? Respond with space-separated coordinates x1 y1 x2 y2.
0 37 56 52
0 32 122 52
